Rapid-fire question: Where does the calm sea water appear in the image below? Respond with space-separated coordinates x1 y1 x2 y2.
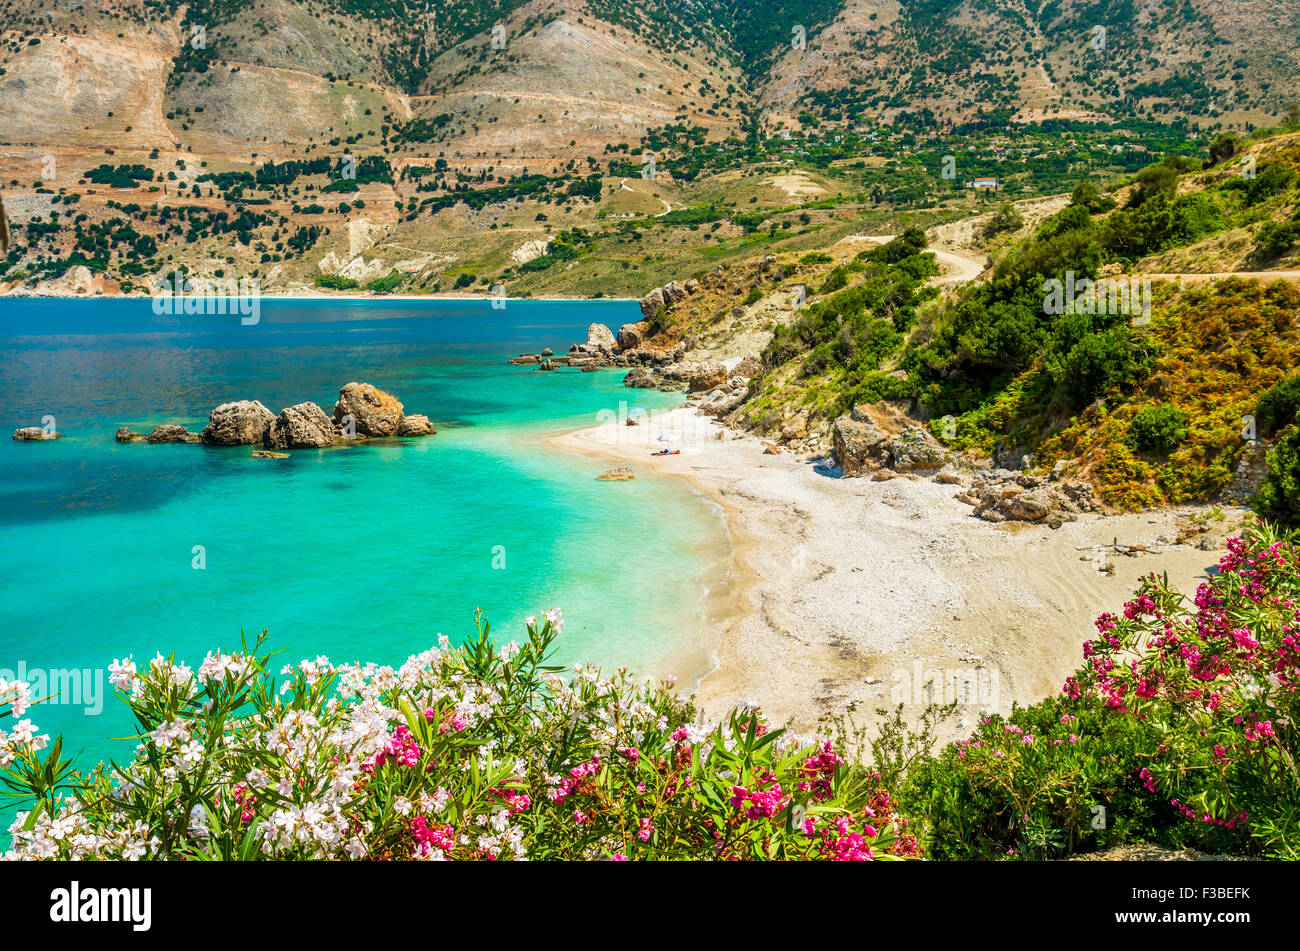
0 298 724 774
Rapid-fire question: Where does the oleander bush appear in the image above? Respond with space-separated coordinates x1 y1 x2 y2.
901 521 1300 859
0 612 918 861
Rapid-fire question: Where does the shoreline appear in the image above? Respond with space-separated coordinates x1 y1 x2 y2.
549 405 1238 739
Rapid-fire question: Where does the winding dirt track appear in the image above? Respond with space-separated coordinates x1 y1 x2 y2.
842 233 987 286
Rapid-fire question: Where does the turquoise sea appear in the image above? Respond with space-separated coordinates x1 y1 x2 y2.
0 298 725 775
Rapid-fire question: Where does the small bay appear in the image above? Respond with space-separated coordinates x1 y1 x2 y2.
0 298 723 773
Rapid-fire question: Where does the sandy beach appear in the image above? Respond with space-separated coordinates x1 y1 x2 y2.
552 405 1240 740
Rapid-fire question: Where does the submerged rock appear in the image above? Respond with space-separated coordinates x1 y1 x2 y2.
201 400 275 446
333 382 404 438
597 466 636 481
268 402 335 449
147 424 199 444
251 450 290 459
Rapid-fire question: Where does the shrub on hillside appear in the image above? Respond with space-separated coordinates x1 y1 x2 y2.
1255 427 1300 526
1256 373 1300 435
1128 404 1189 455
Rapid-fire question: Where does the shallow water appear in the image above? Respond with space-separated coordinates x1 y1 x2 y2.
0 298 723 771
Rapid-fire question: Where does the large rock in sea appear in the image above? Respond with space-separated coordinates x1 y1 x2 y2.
397 414 435 436
640 286 666 319
333 382 404 438
201 400 275 446
268 402 336 449
584 323 617 354
617 319 651 350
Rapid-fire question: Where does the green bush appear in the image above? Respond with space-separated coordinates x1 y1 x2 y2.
313 273 359 290
1128 405 1189 455
903 524 1300 859
1255 427 1300 525
366 269 403 294
1256 373 1300 435
982 202 1024 238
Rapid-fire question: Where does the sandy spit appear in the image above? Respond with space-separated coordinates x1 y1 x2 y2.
551 406 1235 739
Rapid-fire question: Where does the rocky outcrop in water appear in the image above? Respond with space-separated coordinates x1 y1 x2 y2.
397 414 435 436
201 400 276 446
122 383 434 452
510 277 706 374
333 382 404 437
583 323 617 354
147 425 200 444
12 426 60 441
268 402 335 449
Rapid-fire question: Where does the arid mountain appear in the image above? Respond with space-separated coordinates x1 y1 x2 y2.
3 0 1297 173
760 0 1300 130
2 0 1299 301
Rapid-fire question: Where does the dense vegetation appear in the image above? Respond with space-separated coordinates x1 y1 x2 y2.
896 139 1300 510
742 230 940 427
